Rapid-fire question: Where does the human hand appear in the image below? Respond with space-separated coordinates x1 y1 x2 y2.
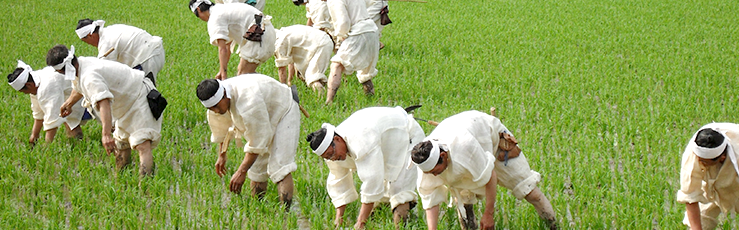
101 133 116 155
29 134 39 146
480 212 495 230
59 102 73 118
215 70 228 81
215 153 227 177
229 170 247 194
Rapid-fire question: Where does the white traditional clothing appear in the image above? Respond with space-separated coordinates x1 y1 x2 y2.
274 25 333 86
327 0 379 83
74 57 161 148
206 74 299 183
364 0 387 36
218 0 265 11
325 106 423 209
305 0 333 33
677 123 739 230
207 3 276 64
96 24 165 80
28 67 85 131
417 111 541 215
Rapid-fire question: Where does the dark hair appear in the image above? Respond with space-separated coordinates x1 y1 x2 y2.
76 18 100 34
695 128 724 148
7 68 34 87
189 0 213 17
306 128 328 151
292 0 305 6
196 79 219 101
411 141 443 165
45 44 78 71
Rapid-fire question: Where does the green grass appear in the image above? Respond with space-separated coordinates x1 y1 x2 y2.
2 0 739 229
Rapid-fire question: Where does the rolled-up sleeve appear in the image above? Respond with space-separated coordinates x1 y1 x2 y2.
326 160 359 208
208 17 233 45
273 34 293 67
29 95 44 120
417 170 449 209
81 73 114 111
207 110 233 143
676 150 707 204
37 83 67 130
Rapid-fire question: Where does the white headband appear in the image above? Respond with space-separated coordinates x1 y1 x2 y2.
52 45 76 80
75 20 105 39
199 80 230 108
416 140 441 172
190 0 212 13
9 60 33 91
691 130 729 159
313 123 335 156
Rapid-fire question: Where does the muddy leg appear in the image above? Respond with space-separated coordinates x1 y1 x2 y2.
392 202 411 229
525 187 557 229
325 62 344 104
250 181 268 200
115 147 132 171
458 204 478 230
277 173 294 211
135 140 155 177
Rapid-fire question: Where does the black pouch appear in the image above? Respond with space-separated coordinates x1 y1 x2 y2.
243 14 264 42
147 89 167 120
380 6 392 25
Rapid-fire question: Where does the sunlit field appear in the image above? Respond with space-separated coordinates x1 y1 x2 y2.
1 0 738 228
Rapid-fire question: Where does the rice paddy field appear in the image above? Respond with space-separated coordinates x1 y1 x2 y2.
1 0 738 228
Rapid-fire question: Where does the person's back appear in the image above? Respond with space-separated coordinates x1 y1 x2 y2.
76 57 146 116
224 74 292 123
98 24 162 68
208 3 263 45
328 0 375 37
306 0 332 32
32 66 85 130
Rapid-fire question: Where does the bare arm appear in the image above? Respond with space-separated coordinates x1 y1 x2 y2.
97 99 115 155
354 202 375 229
215 39 232 80
425 205 440 230
480 170 498 230
30 119 43 144
60 90 84 118
686 202 703 230
229 152 259 193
